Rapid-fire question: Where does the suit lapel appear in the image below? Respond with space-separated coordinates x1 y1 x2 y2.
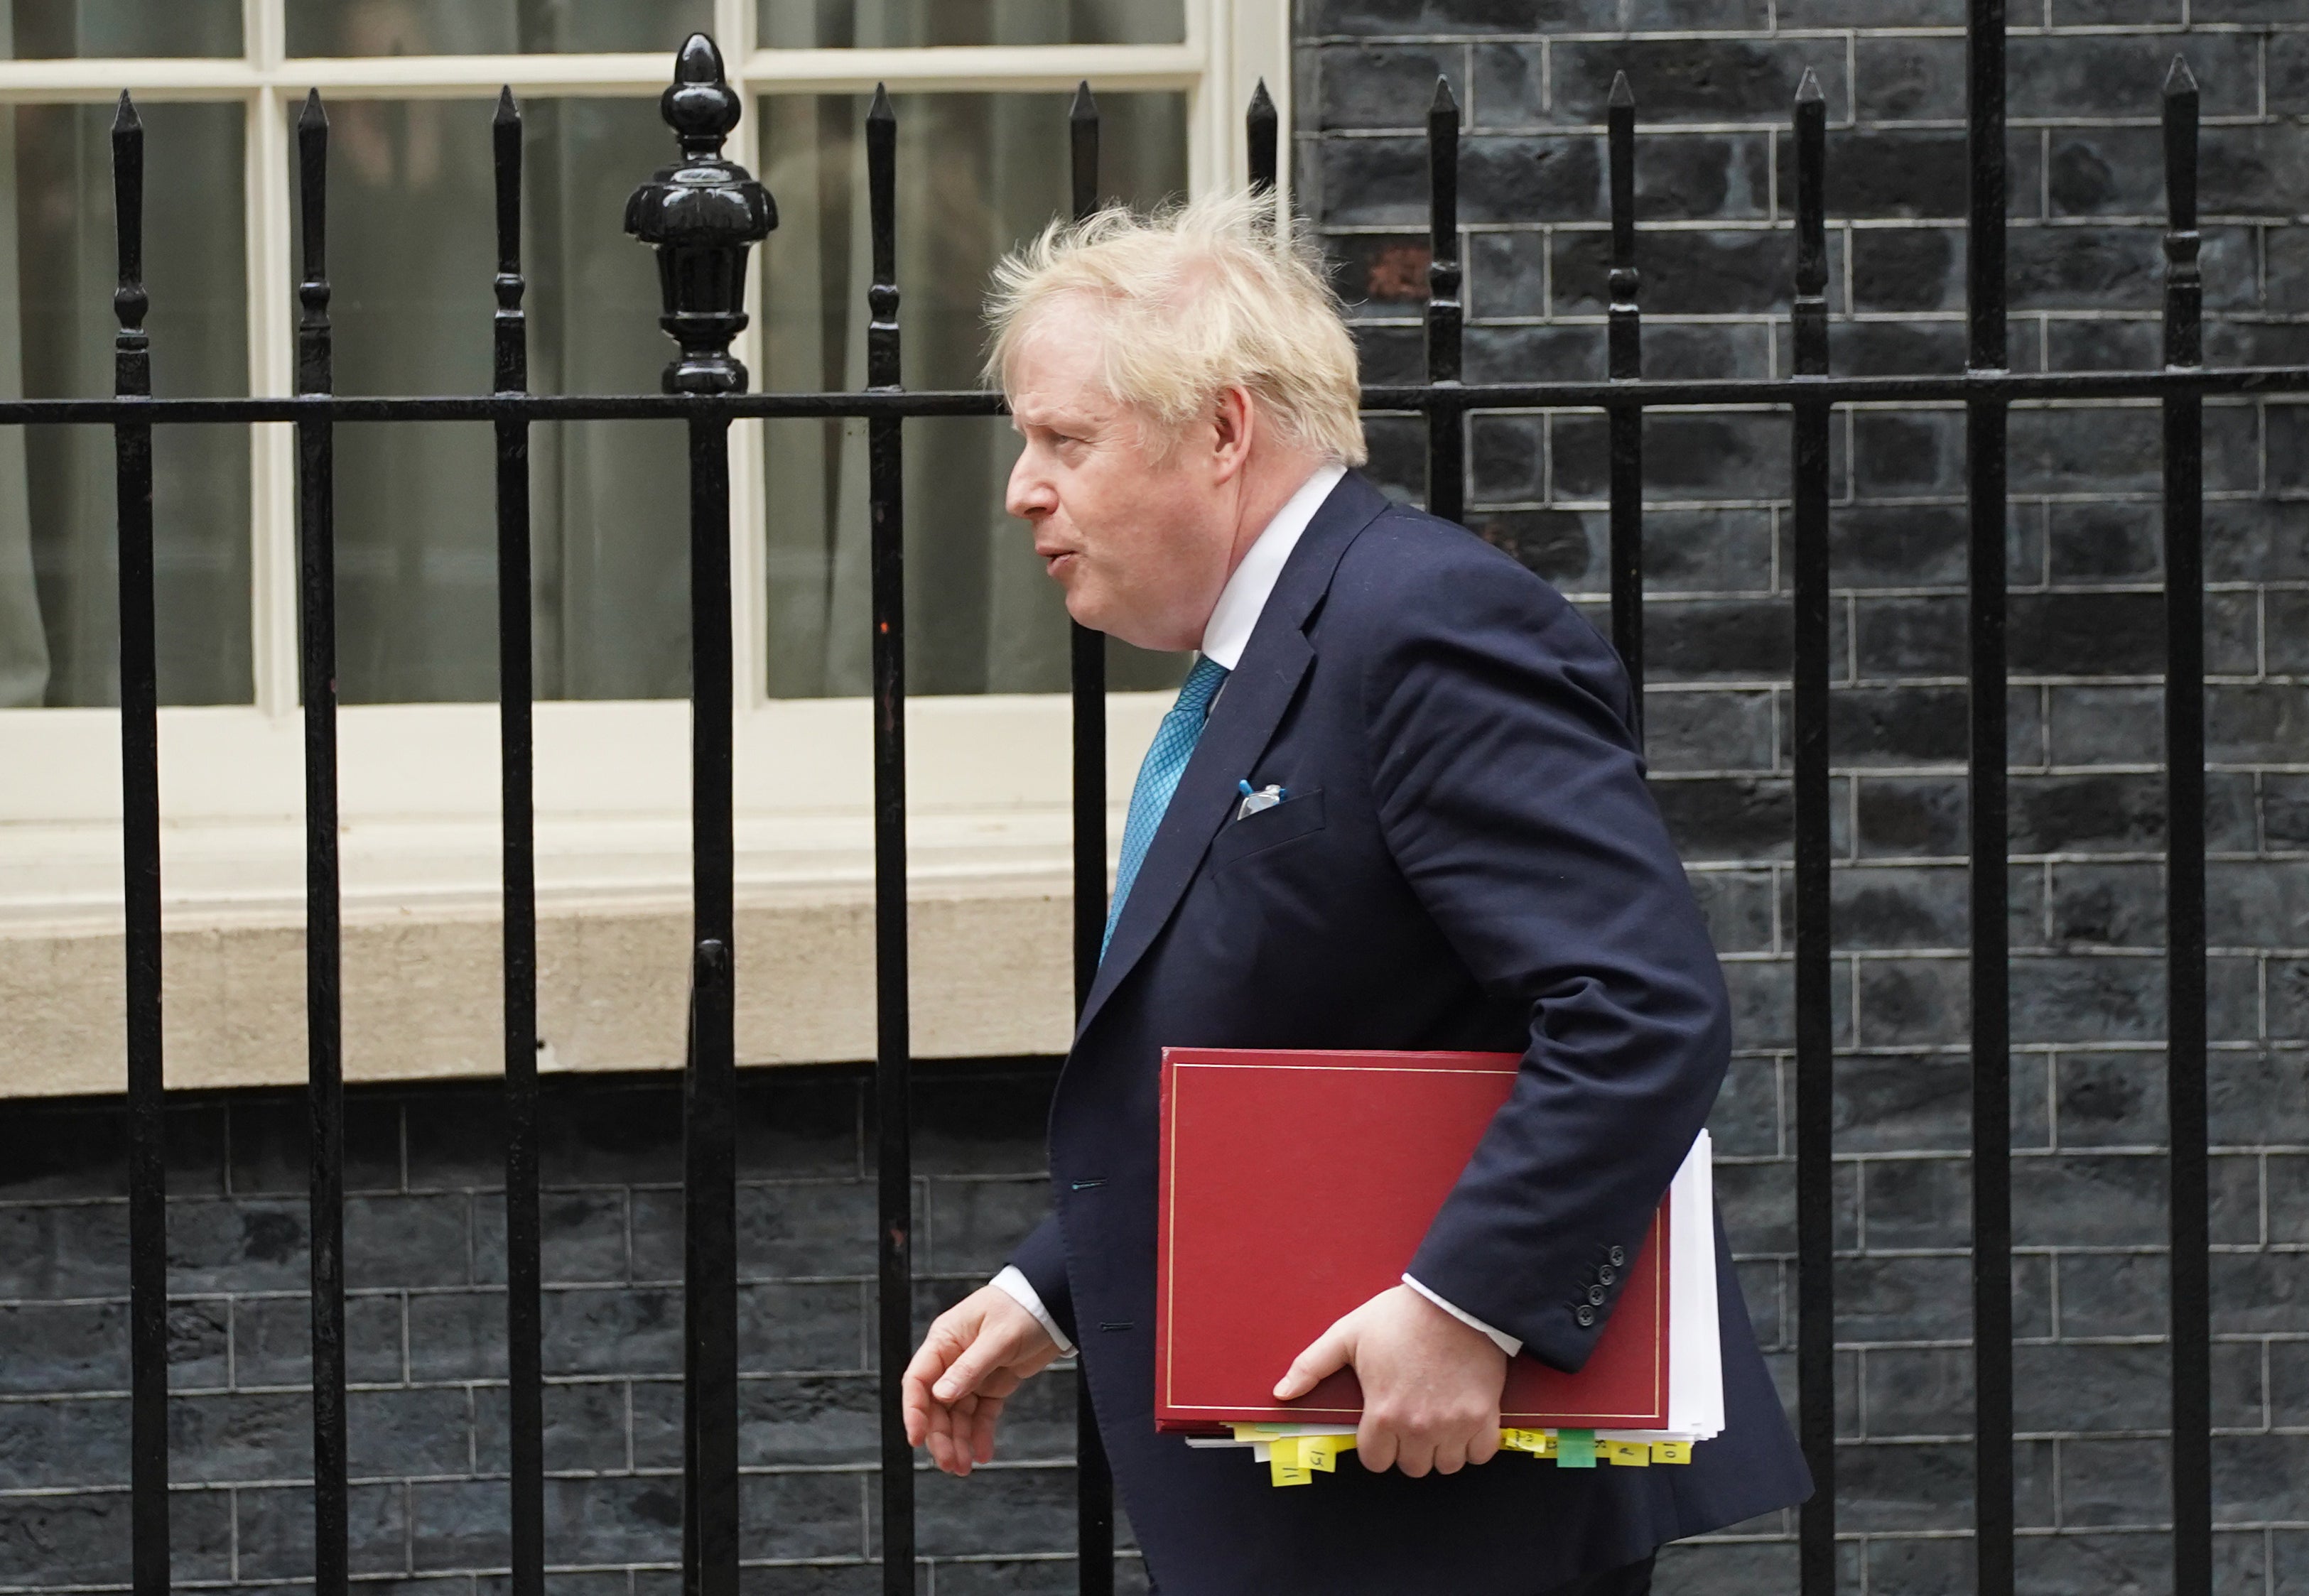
1076 471 1390 1040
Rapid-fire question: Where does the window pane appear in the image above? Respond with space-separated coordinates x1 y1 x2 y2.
298 97 688 704
759 90 1187 698
4 102 249 707
285 0 711 55
759 0 1184 47
6 0 240 58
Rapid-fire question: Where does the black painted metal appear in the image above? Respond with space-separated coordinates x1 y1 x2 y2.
490 85 546 1596
1247 77 1277 195
293 85 350 1596
1065 79 1118 1596
625 36 768 1596
1424 76 1461 525
2162 53 2212 1596
112 89 168 1596
72 42 2294 1596
1604 71 1643 741
1965 8 2016 1594
865 82 919 1596
1787 70 1837 1596
16 359 2309 430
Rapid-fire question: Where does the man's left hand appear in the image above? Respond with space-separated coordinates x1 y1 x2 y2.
1272 1283 1510 1477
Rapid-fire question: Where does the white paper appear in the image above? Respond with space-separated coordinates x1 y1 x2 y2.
1665 1129 1724 1440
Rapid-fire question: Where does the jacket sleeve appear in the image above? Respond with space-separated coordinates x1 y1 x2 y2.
1007 1210 1078 1346
1353 532 1728 1373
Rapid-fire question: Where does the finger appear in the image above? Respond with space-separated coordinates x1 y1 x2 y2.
966 1393 1009 1464
1356 1415 1397 1475
1272 1320 1353 1401
933 1330 1005 1404
1467 1424 1502 1467
1394 1433 1434 1478
1432 1434 1469 1476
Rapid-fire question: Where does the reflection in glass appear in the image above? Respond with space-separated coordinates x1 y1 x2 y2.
759 0 1184 48
6 0 240 58
286 0 711 56
302 97 688 704
4 102 249 707
759 91 1188 698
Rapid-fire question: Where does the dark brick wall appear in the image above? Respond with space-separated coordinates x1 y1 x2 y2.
0 1065 1133 1596
10 7 2309 1596
1298 2 2309 1593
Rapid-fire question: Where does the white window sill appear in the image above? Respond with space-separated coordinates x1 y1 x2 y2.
0 693 1169 1098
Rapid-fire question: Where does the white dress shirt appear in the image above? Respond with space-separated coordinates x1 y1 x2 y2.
990 459 1521 1360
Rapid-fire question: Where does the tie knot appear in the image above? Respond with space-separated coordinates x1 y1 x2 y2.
1177 654 1228 719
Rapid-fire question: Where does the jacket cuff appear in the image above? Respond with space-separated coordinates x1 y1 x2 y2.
1006 1210 1077 1345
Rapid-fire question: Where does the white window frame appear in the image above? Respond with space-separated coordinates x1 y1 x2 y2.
0 0 1289 933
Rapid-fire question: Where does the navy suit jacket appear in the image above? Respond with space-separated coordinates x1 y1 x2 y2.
1010 471 1811 1594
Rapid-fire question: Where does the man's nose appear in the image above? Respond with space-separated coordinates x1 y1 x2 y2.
1006 450 1054 521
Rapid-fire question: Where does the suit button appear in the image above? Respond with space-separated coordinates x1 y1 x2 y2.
1597 1265 1616 1287
1586 1283 1606 1305
1575 1304 1596 1328
1608 1246 1626 1266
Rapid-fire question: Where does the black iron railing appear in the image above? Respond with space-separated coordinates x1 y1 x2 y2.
80 11 2297 1596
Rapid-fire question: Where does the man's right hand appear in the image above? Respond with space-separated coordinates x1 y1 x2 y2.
902 1283 1064 1476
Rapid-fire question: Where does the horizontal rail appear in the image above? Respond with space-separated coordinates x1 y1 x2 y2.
9 362 2309 425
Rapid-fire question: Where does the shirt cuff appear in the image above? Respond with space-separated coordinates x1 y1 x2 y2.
992 1264 1076 1356
1402 1273 1523 1357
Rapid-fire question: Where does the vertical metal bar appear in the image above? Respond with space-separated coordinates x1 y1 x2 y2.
865 84 917 1596
112 91 168 1596
2161 54 2212 1596
1604 72 1643 744
1965 5 2015 1592
293 88 349 1596
1246 77 1277 195
1066 83 1115 1596
1788 69 1837 1596
683 406 739 1596
491 86 545 1596
1424 77 1462 526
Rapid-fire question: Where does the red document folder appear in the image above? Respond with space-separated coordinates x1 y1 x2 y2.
1155 1048 1671 1433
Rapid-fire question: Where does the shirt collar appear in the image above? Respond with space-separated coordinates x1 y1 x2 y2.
1197 461 1349 671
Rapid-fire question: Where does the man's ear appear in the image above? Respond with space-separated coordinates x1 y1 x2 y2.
1208 385 1257 482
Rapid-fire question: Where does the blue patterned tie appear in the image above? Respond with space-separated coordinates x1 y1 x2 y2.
1103 653 1231 957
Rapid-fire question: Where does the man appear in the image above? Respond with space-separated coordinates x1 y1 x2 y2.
901 192 1811 1595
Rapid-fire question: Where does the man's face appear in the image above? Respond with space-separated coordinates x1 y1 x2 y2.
1003 300 1235 653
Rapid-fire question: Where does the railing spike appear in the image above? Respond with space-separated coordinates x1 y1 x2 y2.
2165 51 2198 96
299 85 326 131
1249 76 1275 118
113 87 139 134
494 84 517 126
1795 65 1824 103
1607 69 1633 109
1429 73 1457 114
1071 77 1097 123
868 80 894 122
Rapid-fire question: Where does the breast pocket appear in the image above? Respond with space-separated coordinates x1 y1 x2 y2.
1204 788 1326 871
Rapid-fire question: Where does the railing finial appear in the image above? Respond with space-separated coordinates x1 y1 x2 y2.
2165 50 2198 97
624 33 777 394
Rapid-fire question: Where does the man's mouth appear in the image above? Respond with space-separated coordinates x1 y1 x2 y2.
1041 550 1078 577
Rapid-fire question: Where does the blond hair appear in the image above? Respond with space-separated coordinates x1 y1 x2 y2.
984 189 1367 467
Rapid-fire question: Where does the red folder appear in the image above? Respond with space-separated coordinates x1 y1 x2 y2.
1155 1048 1670 1433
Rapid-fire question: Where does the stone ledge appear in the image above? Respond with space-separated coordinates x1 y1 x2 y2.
0 878 1076 1098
